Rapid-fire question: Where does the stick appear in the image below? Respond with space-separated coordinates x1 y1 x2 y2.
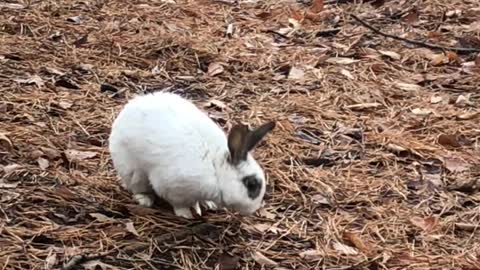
350 14 480 54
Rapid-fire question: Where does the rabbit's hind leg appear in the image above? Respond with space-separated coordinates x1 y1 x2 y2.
129 170 155 207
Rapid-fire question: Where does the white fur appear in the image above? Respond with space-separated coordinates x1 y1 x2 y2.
108 92 267 218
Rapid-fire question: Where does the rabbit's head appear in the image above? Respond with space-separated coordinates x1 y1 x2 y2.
215 121 276 215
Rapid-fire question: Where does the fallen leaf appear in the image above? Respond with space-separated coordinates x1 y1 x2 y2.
58 101 73 109
333 241 358 255
343 232 373 255
444 157 469 173
64 149 97 162
66 16 82 24
430 95 443 104
345 103 382 110
456 111 479 120
252 251 278 266
207 99 227 110
219 253 240 270
310 0 324 13
0 133 13 150
0 3 25 9
258 208 276 219
402 9 419 24
457 36 480 49
446 51 461 63
54 186 77 200
437 134 461 148
311 194 330 205
0 182 19 188
394 82 421 91
83 260 117 270
125 222 139 236
431 53 449 66
37 157 49 170
446 9 461 17
207 62 224 77
370 0 385 8
41 147 61 159
455 95 471 106
45 250 57 269
14 75 44 87
378 50 401 60
290 7 303 22
326 57 359 65
411 108 432 116
288 66 304 80
340 69 354 79
475 55 480 66
1 164 22 174
89 213 114 222
299 249 323 259
410 216 438 232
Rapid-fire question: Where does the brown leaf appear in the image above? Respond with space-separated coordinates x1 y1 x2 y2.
431 53 449 66
89 213 115 222
58 101 73 109
288 66 305 80
310 0 324 13
299 249 323 260
410 216 438 232
1 164 22 174
475 55 480 66
378 50 401 60
207 62 224 77
219 253 239 270
45 250 57 269
125 222 139 237
290 7 304 22
333 241 358 255
64 149 97 162
83 260 118 270
41 147 61 159
258 208 276 219
402 9 419 24
444 157 470 173
252 251 278 266
37 157 49 170
0 133 13 151
14 75 44 87
457 36 480 49
54 186 78 200
370 0 385 8
446 51 461 63
343 232 373 255
430 95 443 104
437 134 461 148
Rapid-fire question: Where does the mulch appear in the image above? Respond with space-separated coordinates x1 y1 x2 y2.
1 0 480 269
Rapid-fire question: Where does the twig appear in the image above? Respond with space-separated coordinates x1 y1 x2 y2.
61 251 112 270
350 14 480 54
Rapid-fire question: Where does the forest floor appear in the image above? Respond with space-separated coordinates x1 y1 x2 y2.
1 0 480 269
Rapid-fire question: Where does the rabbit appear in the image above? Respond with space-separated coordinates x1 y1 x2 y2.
108 91 275 219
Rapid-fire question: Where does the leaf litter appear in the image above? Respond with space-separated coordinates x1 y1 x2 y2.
1 0 480 269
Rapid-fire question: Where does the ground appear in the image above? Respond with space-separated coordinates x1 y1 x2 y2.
1 0 480 269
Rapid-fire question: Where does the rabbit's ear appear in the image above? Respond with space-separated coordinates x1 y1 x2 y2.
227 124 249 165
246 121 276 152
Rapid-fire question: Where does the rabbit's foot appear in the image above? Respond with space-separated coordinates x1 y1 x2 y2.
193 202 202 216
202 201 218 210
134 193 154 207
173 207 194 219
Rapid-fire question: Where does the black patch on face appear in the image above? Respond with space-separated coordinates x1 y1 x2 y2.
242 175 262 200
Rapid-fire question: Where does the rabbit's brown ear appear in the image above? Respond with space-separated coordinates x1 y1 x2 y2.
245 121 276 152
227 124 249 165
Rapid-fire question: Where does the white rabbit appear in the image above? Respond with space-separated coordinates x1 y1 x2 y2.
108 91 275 219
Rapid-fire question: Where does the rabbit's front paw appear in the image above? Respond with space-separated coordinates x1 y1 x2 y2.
173 207 194 219
202 201 218 210
134 193 154 207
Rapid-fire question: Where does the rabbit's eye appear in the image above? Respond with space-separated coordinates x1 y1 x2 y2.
242 175 261 199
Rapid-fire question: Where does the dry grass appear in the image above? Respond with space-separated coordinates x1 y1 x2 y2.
1 0 480 269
